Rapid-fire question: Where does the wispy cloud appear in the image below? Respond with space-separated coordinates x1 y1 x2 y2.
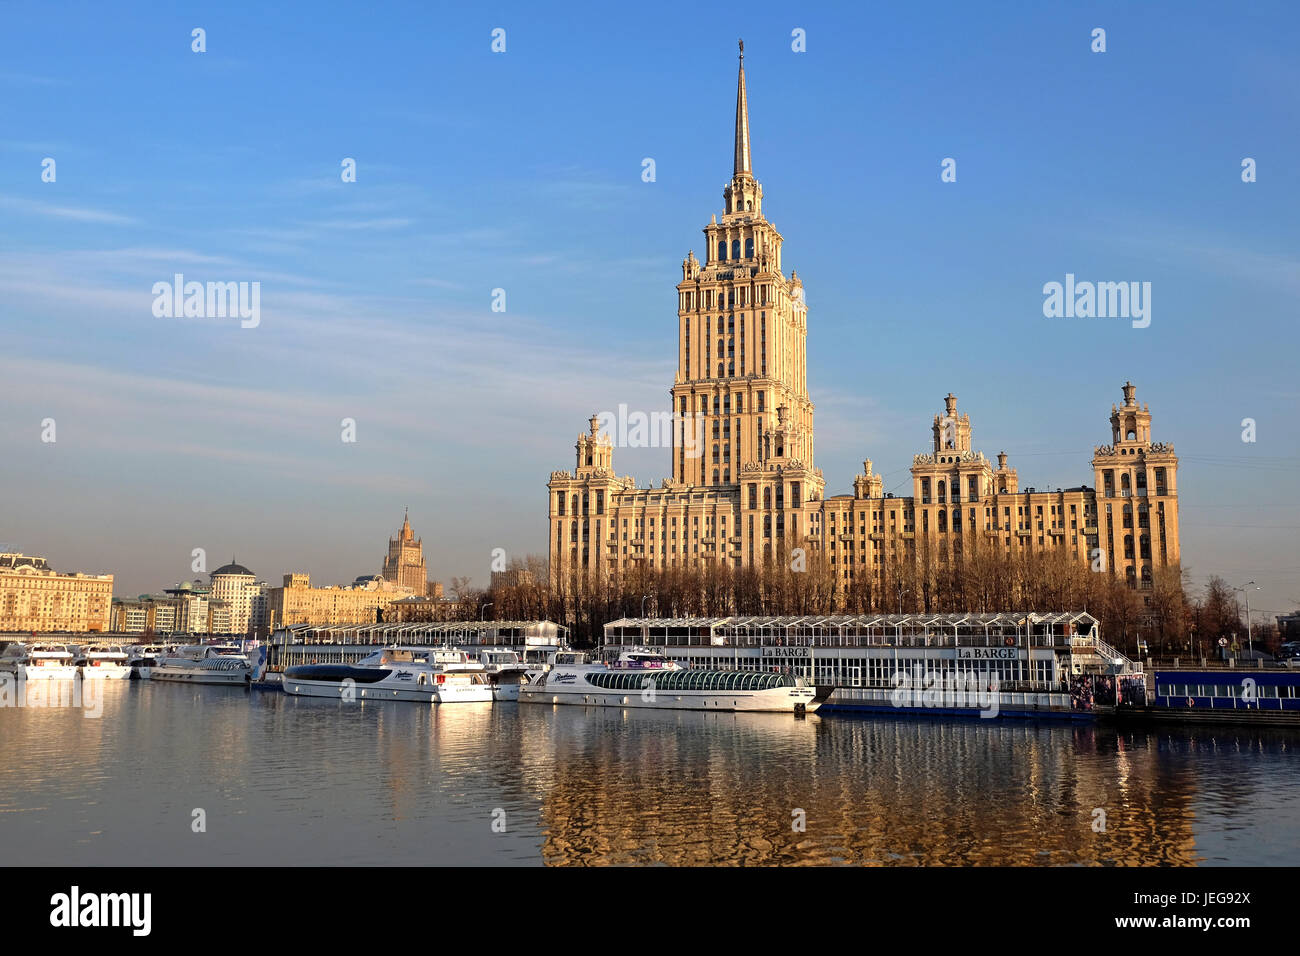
0 194 135 225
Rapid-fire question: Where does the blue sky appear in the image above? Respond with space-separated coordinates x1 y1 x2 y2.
1 1 1297 618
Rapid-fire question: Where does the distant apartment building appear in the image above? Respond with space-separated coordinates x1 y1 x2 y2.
208 560 270 638
109 595 181 635
162 580 234 637
381 511 429 596
269 572 412 627
389 594 465 623
0 552 114 632
491 567 537 590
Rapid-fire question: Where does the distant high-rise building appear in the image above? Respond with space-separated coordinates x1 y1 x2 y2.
382 510 428 596
0 552 113 632
547 44 1181 601
208 560 269 638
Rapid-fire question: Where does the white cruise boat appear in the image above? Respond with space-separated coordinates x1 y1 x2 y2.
520 647 821 714
125 644 170 680
0 642 79 680
477 648 533 701
150 644 253 685
75 644 132 679
282 645 494 703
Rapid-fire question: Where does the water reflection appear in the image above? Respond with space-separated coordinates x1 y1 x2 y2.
0 685 1295 865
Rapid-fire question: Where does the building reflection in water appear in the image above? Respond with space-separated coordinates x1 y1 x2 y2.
522 712 1218 866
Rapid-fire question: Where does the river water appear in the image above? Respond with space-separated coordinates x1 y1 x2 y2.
1 680 1295 866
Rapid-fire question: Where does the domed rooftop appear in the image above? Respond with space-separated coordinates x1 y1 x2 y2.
212 560 254 577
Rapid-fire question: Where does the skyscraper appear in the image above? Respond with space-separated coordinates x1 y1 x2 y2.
381 510 428 596
547 43 1180 601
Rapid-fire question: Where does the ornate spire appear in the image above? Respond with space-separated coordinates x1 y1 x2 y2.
734 39 751 177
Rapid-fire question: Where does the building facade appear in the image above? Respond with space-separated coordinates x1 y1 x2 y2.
208 561 269 638
548 45 1181 600
0 552 114 632
268 572 412 627
109 595 180 635
381 511 429 596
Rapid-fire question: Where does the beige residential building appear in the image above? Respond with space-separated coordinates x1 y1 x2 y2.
208 560 269 638
109 596 181 634
548 45 1180 600
269 573 412 627
0 552 114 632
382 511 428 596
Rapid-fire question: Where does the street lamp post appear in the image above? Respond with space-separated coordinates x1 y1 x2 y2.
642 594 652 618
481 602 493 622
1234 582 1260 657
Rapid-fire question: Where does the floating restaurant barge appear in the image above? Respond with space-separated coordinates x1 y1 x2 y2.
603 612 1142 720
271 620 567 672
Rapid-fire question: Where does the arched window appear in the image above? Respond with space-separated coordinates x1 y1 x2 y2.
717 241 726 261
937 480 947 504
745 238 754 258
731 239 740 259
763 487 772 509
938 510 947 533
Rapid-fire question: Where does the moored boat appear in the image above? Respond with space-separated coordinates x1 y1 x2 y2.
76 644 132 679
125 644 170 680
0 642 79 680
149 644 253 685
282 645 494 703
477 648 533 701
520 647 820 714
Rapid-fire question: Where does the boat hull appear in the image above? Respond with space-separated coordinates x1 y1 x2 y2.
519 684 819 713
79 664 131 680
0 663 78 680
282 675 493 703
149 665 251 685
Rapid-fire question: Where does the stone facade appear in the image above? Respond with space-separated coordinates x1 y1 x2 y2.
548 45 1180 600
381 511 428 596
269 572 412 627
0 552 113 632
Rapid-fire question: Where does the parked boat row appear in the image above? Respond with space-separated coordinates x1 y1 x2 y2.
0 641 263 685
281 643 821 713
2 635 822 714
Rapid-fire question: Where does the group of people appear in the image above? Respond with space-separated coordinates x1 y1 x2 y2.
1067 673 1148 710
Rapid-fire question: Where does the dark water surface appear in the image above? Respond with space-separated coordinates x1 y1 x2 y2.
1 681 1295 865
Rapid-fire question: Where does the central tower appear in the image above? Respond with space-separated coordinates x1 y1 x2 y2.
671 41 820 500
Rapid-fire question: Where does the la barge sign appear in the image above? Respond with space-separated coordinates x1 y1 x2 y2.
957 647 1019 660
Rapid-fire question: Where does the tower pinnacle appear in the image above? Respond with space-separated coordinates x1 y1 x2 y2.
734 39 751 177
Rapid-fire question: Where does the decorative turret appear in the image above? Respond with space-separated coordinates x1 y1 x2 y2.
932 393 972 454
853 458 884 499
575 413 614 476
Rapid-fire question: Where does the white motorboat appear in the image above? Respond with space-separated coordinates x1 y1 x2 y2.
75 644 132 680
125 644 170 680
149 644 253 685
0 642 78 680
476 648 533 701
282 645 494 703
520 646 821 714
